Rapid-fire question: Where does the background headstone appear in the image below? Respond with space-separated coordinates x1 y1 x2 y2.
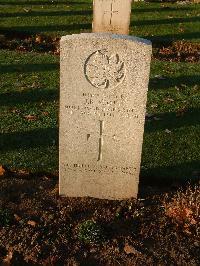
93 0 132 35
59 33 151 199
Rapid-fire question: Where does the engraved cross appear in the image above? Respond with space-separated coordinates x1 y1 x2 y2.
97 120 104 161
104 1 119 25
87 120 119 162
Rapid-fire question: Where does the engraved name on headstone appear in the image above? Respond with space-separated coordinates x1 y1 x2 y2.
59 33 152 199
93 0 132 35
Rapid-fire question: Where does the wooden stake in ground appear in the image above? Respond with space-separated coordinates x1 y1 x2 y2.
93 0 132 35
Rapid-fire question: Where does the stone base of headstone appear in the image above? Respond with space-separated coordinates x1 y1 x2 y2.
59 33 152 200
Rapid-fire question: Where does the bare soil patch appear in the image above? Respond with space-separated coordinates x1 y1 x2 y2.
154 41 200 62
0 32 199 63
0 168 199 265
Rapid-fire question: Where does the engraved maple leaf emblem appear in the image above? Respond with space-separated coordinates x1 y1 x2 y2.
85 50 125 89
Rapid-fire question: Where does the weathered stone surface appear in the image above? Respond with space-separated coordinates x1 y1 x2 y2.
59 33 152 199
93 0 132 35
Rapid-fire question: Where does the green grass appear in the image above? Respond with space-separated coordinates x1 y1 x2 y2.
0 49 199 182
0 50 59 172
0 0 199 183
78 220 105 244
143 60 200 182
0 0 199 43
0 208 13 226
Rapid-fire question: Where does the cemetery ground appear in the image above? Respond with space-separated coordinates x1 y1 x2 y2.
0 0 200 265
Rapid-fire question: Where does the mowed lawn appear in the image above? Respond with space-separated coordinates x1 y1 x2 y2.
0 0 200 184
1 50 199 182
0 0 200 42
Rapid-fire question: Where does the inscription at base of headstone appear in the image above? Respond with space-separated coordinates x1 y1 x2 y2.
93 0 132 35
59 33 152 199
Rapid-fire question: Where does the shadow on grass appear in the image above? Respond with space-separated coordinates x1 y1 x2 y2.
145 107 200 133
132 7 195 13
0 63 58 74
131 17 200 26
0 1 87 5
0 10 92 17
0 125 199 189
138 160 200 198
1 27 197 43
140 108 200 190
0 127 58 151
139 160 200 188
149 75 200 90
0 23 91 34
146 32 200 42
0 89 58 106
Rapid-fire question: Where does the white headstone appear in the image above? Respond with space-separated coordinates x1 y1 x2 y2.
93 0 132 35
59 33 152 199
